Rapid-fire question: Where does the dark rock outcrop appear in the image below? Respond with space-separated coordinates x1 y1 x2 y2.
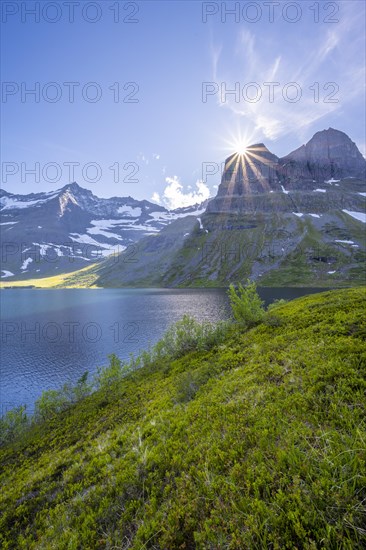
279 128 366 183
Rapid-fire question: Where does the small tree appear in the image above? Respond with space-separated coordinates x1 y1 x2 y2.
0 405 29 446
228 279 265 328
151 314 229 361
73 371 92 401
94 354 128 389
34 388 70 421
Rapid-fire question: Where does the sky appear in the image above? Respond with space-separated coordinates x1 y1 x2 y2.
1 0 365 208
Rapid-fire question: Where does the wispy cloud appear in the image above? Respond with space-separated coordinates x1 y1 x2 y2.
210 4 365 144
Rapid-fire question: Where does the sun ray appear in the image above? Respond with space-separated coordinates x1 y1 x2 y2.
218 128 280 211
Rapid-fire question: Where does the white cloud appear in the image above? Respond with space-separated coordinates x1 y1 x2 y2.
151 192 161 204
157 176 211 210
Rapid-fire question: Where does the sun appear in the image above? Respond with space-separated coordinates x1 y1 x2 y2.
229 135 249 156
220 125 257 157
235 142 248 156
231 135 250 156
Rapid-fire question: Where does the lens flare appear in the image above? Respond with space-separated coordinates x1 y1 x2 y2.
234 141 248 156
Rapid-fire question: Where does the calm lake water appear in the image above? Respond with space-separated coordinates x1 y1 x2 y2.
0 288 330 414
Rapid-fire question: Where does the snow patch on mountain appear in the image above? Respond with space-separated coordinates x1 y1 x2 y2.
69 233 124 256
1 270 14 278
342 210 366 223
86 220 129 240
117 206 142 217
147 207 205 224
21 258 33 271
1 195 58 210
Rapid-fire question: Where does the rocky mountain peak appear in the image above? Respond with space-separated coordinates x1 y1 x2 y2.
59 182 94 199
206 143 280 213
58 187 80 217
206 128 365 214
218 143 278 194
280 128 366 180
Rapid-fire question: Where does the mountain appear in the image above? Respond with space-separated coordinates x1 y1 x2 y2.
280 127 366 183
1 128 365 287
81 129 365 288
0 183 206 280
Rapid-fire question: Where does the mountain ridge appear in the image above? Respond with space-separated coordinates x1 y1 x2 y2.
0 183 207 279
1 127 365 286
88 128 366 288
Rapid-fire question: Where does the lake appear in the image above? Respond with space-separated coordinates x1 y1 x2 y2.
0 287 330 414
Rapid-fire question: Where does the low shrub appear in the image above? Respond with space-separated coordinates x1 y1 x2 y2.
228 279 266 328
0 405 29 445
150 314 230 361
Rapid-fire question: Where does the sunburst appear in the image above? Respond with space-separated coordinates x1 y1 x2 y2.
233 139 248 156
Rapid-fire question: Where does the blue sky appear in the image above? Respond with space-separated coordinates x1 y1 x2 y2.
1 0 365 207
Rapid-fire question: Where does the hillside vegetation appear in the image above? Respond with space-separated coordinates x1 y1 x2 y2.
1 287 366 549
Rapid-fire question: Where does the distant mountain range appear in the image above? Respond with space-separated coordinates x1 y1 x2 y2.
1 127 365 287
0 183 206 279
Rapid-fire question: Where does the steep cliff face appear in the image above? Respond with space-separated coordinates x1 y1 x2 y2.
216 144 279 195
280 128 366 182
207 129 366 214
207 144 281 213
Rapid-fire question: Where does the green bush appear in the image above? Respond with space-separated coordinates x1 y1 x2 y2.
34 371 92 421
228 279 266 328
151 314 229 361
73 371 93 401
94 354 129 389
0 405 29 445
34 386 71 421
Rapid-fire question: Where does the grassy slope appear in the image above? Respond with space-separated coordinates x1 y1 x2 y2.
0 264 99 288
0 288 366 549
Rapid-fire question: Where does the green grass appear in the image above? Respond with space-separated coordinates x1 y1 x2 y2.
1 288 366 548
0 264 99 288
